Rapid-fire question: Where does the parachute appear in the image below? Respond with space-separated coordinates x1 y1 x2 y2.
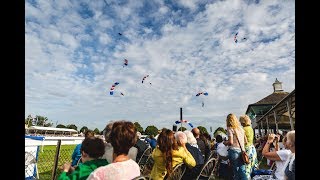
196 92 208 107
109 82 124 96
234 32 246 43
196 92 208 96
234 32 238 43
123 59 128 67
142 75 152 85
175 120 194 128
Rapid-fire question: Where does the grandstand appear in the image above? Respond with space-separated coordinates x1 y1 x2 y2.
25 126 79 137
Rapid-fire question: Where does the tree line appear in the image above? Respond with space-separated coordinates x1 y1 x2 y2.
25 115 227 138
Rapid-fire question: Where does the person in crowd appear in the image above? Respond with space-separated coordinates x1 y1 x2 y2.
58 137 108 180
184 130 199 149
210 137 216 151
256 135 268 161
100 121 138 163
215 134 232 180
134 131 149 162
145 135 157 150
283 130 295 180
87 120 140 180
191 127 206 158
223 113 248 180
174 131 204 180
239 115 259 178
258 133 292 180
150 129 196 179
71 130 95 167
201 132 212 161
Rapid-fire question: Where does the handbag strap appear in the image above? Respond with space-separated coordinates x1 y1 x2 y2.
233 129 244 152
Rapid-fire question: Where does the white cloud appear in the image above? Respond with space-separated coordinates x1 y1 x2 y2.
25 0 295 132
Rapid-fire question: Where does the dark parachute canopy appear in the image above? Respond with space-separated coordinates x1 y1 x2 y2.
234 32 246 43
142 75 152 85
123 59 128 67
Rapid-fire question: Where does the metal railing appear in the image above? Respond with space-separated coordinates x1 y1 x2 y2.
25 140 75 180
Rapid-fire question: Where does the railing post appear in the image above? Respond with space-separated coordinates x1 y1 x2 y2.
287 99 294 130
273 111 279 133
52 140 62 180
266 116 269 134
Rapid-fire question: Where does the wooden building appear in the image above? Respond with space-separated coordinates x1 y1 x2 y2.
245 79 295 136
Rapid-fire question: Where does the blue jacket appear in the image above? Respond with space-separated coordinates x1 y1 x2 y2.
145 138 157 150
71 144 82 166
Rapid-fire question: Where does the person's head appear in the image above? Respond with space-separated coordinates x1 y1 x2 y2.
191 127 200 138
282 136 288 149
136 132 142 140
80 137 105 162
183 130 197 145
157 129 178 175
226 113 241 129
174 131 187 146
110 120 137 156
239 115 251 127
84 130 95 138
285 130 295 152
103 121 114 143
216 134 223 143
203 132 211 141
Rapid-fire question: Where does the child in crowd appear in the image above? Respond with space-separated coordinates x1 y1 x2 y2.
58 137 108 180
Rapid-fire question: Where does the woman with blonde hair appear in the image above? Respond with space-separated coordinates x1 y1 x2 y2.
224 113 248 179
239 115 259 178
283 130 295 180
150 129 196 179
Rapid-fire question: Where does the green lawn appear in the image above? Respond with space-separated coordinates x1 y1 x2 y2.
36 144 76 180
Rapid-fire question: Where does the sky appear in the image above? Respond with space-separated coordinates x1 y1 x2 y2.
25 0 295 133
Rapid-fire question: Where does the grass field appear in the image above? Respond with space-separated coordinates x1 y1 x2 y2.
37 144 76 180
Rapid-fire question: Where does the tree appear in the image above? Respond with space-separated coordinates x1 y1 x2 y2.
56 124 66 128
80 126 89 133
213 127 227 138
134 122 144 133
178 127 187 131
197 126 208 134
66 124 77 131
93 128 100 135
145 125 158 137
29 115 53 127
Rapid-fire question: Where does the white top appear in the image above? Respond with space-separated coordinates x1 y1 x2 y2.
274 149 292 179
87 159 140 180
216 142 229 164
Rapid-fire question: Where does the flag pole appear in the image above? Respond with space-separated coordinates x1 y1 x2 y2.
180 107 183 130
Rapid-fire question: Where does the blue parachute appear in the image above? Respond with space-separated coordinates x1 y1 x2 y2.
109 82 124 96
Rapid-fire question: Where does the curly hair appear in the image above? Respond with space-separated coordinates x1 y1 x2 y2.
157 129 178 176
239 115 251 127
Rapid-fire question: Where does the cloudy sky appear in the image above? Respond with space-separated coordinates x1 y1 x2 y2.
25 0 295 132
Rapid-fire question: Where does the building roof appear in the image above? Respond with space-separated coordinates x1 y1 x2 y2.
254 91 289 105
245 92 289 120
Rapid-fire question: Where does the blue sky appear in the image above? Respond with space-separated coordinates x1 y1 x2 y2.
25 0 295 132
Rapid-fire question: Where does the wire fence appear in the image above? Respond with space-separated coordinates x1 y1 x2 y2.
25 140 75 180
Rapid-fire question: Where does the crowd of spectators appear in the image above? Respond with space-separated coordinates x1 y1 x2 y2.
56 115 295 180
